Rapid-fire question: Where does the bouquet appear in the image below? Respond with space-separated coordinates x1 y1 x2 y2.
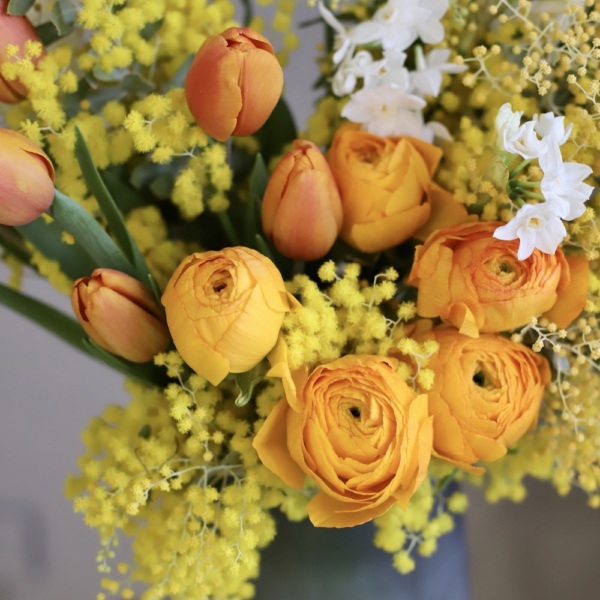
0 0 598 598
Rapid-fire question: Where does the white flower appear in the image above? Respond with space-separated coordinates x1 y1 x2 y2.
495 103 523 149
342 84 426 137
493 203 567 260
410 47 467 97
533 112 572 147
332 51 376 96
503 121 547 159
539 141 593 220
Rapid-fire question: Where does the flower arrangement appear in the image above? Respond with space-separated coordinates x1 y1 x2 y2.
0 0 598 598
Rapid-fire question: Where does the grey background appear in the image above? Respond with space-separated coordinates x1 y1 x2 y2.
1 2 600 598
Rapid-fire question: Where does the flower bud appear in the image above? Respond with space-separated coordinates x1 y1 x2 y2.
185 27 283 142
71 269 170 363
0 1 42 103
261 140 343 260
161 247 297 386
0 129 55 226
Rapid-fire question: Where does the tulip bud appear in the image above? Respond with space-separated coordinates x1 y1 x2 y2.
185 27 283 142
71 269 171 363
0 1 42 103
261 140 343 260
0 129 55 226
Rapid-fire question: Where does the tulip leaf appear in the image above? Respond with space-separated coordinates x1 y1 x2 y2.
239 0 253 26
73 126 153 283
0 281 93 356
7 0 35 15
245 154 267 246
254 234 275 262
49 189 136 276
82 338 168 387
255 97 297 163
0 226 30 265
17 218 97 280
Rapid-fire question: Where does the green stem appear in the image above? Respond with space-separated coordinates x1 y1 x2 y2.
509 159 532 178
218 210 241 246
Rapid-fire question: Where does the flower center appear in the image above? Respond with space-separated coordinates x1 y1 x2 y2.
349 406 361 419
207 269 233 298
526 216 543 231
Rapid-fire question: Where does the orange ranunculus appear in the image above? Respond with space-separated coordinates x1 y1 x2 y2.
326 123 442 253
408 221 588 337
253 353 433 528
0 129 55 225
0 1 42 103
413 326 550 472
71 269 170 363
161 247 296 386
185 27 283 142
261 140 343 260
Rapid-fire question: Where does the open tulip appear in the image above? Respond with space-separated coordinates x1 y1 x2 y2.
262 140 343 260
161 247 297 386
0 129 55 226
71 269 170 363
0 0 42 103
185 27 284 142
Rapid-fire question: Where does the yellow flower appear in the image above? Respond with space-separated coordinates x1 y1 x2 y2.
254 353 433 527
185 27 283 142
0 129 55 226
71 269 170 363
161 247 297 385
0 3 42 103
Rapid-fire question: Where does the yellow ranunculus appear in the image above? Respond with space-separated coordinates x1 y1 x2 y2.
326 123 442 253
413 326 551 472
408 220 588 336
161 247 296 385
253 354 433 528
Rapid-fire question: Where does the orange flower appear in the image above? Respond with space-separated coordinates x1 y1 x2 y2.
71 269 170 363
0 1 42 103
408 221 588 336
414 326 550 472
326 123 442 253
253 354 433 527
261 140 343 260
161 247 296 386
0 129 54 225
185 27 283 142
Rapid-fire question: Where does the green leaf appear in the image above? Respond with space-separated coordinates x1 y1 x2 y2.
101 166 146 213
0 281 92 355
83 338 168 387
140 18 164 41
149 172 174 199
254 234 275 261
255 97 297 163
138 424 152 439
122 73 155 96
73 126 153 285
49 189 135 276
50 0 76 36
0 226 30 264
239 0 253 26
7 0 35 15
232 369 264 407
167 54 194 90
35 21 63 46
245 154 268 246
17 218 97 280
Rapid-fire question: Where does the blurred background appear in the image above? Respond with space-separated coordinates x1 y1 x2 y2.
1 2 600 598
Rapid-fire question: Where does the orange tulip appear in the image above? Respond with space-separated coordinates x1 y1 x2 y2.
185 27 283 141
0 129 55 226
71 269 170 363
0 0 42 103
261 140 343 260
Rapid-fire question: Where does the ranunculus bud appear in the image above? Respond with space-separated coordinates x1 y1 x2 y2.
261 140 343 260
185 27 283 142
71 269 170 363
0 129 54 226
161 247 296 386
0 0 42 103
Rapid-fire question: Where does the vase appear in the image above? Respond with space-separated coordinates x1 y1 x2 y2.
256 510 471 600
